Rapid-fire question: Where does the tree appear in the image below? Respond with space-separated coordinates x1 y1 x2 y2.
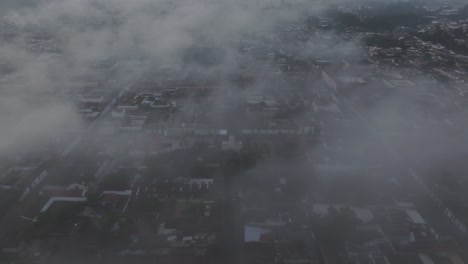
462 4 468 18
310 206 361 247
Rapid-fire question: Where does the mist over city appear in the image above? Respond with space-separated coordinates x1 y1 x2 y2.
0 0 468 263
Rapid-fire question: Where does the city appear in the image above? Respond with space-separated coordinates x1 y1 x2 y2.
1 0 468 263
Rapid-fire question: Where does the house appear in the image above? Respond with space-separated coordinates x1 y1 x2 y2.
221 136 243 152
99 190 132 213
39 183 89 213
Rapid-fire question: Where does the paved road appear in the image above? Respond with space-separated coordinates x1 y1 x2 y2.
0 66 140 251
218 156 244 264
339 95 468 246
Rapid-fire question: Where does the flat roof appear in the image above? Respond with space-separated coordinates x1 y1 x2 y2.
406 209 426 225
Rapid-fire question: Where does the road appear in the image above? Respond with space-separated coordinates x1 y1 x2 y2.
338 94 468 246
0 64 140 252
218 155 244 264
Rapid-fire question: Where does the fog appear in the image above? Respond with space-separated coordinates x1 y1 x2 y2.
0 0 465 170
0 0 308 157
1 0 468 263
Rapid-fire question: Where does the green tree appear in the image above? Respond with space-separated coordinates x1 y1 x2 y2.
310 206 361 247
